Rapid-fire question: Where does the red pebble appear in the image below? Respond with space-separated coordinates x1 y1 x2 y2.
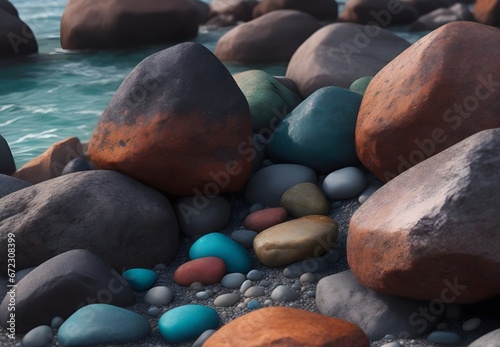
174 257 226 286
244 207 288 232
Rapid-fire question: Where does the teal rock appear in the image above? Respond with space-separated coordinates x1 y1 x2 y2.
57 304 150 347
426 331 460 344
265 86 363 173
158 305 219 344
233 70 302 133
189 232 252 273
122 268 157 291
349 76 372 94
22 325 53 347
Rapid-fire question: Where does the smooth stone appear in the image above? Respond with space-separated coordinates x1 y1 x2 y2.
462 317 481 331
231 229 257 249
192 329 216 347
51 317 64 329
159 305 219 344
410 3 473 32
214 293 241 307
22 325 53 347
0 134 15 175
210 0 256 22
14 267 35 283
248 203 264 213
426 331 460 344
174 257 226 286
349 76 372 94
221 273 246 289
271 285 300 302
247 299 261 309
283 258 330 278
253 215 338 267
245 164 317 207
0 174 31 199
244 207 287 232
300 273 316 284
469 328 500 347
338 0 418 24
306 291 316 298
190 233 252 274
280 182 329 218
244 286 265 297
247 269 263 281
381 343 402 347
253 0 339 20
240 280 253 294
195 291 210 300
57 304 150 346
358 184 382 204
322 167 368 200
61 157 94 175
144 286 174 306
122 268 157 291
147 307 161 317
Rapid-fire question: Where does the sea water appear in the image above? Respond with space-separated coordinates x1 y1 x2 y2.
0 0 422 168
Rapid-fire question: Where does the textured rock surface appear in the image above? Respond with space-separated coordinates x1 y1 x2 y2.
0 174 30 199
253 0 338 20
0 0 37 59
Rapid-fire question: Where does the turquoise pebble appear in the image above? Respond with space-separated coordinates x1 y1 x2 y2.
427 331 460 344
57 304 150 347
147 307 161 317
122 268 158 291
189 232 252 273
22 325 53 347
158 305 219 344
247 299 261 309
51 316 64 329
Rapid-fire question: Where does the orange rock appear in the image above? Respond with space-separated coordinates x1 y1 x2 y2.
204 306 370 347
174 257 226 286
13 137 85 184
473 0 500 26
244 207 287 232
355 21 500 182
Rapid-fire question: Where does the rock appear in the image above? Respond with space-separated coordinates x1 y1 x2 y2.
214 293 241 307
174 257 226 286
0 0 37 60
322 166 368 200
0 170 179 273
0 174 30 199
215 10 321 64
245 164 317 206
144 286 173 306
88 42 252 196
266 86 363 172
405 0 458 16
355 22 500 182
271 285 300 302
348 128 500 303
338 0 419 25
174 196 231 237
210 0 257 21
221 273 247 288
426 331 460 344
57 304 150 346
22 325 53 347
280 182 329 217
60 0 198 49
462 317 481 331
244 207 288 232
240 279 253 294
233 70 301 133
51 317 64 329
358 184 382 204
253 0 338 20
192 329 216 347
410 3 473 31
469 328 500 347
0 249 136 334
231 229 258 249
158 305 220 344
13 137 85 184
349 76 372 94
473 0 500 26
253 215 338 267
273 76 301 96
246 269 263 281
204 307 370 346
189 233 252 273
206 13 238 27
246 299 261 309
0 134 15 174
286 23 411 97
245 286 265 297
122 268 158 291
61 157 94 175
193 0 210 24
300 272 316 284
316 270 438 340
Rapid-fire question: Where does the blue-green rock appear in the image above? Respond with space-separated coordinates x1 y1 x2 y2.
57 304 150 347
265 86 363 173
189 232 252 273
122 268 157 291
233 70 302 133
349 76 372 94
158 305 219 344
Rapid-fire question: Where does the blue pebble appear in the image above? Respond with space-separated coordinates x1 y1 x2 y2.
247 299 261 309
22 325 53 347
147 307 161 317
427 331 460 344
122 268 157 291
51 316 64 329
158 305 219 344
189 232 252 273
247 269 263 281
57 304 150 346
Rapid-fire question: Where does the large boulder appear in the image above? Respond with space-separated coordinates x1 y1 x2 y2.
60 0 198 49
210 0 257 22
286 23 410 97
0 170 179 273
409 3 474 31
0 0 37 59
338 0 419 25
252 0 338 21
215 10 321 64
348 128 500 304
0 134 15 175
474 0 500 26
88 42 253 196
355 22 500 182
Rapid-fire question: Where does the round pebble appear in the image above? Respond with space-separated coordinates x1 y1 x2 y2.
144 286 173 306
248 203 264 214
221 273 246 288
264 299 273 306
244 286 265 297
381 342 401 347
121 268 158 291
231 229 258 249
427 331 460 344
247 299 261 309
174 257 226 286
349 76 373 94
306 291 316 298
462 317 481 331
214 293 241 307
240 279 253 294
195 291 210 300
244 207 288 232
190 282 204 291
300 272 316 284
147 307 161 317
192 329 216 347
22 325 53 347
247 269 263 281
271 285 300 302
280 182 329 218
383 334 396 341
322 166 368 200
51 316 64 329
261 280 272 287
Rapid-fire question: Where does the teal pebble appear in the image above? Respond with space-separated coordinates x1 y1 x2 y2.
247 299 261 309
57 304 150 347
122 268 157 291
51 316 64 329
158 305 219 344
427 331 460 344
349 76 373 94
22 325 53 347
189 232 252 273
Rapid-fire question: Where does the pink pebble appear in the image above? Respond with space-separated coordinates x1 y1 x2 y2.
244 207 288 232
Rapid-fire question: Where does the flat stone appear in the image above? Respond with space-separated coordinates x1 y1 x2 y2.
280 182 329 218
244 286 265 297
426 331 460 344
322 166 368 200
246 269 263 281
462 317 481 331
214 293 241 307
240 279 253 294
174 257 226 286
221 273 246 288
271 285 300 302
244 207 287 232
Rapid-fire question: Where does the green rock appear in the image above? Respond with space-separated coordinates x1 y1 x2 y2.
233 70 302 133
280 182 329 218
349 76 373 94
265 86 362 173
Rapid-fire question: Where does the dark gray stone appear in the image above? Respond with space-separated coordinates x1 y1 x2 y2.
0 174 30 199
0 135 15 175
410 3 474 32
61 157 95 175
0 1 38 60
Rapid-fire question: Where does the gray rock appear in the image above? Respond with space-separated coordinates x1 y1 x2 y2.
283 257 330 278
195 291 210 300
322 166 368 200
0 174 30 199
175 196 231 237
0 170 179 274
462 317 481 331
147 307 161 317
231 229 258 249
214 293 241 307
248 203 264 214
245 164 317 206
61 157 95 175
469 328 500 347
316 270 438 340
246 269 263 281
144 286 173 306
410 3 474 32
244 286 265 297
221 273 246 289
299 273 316 284
22 325 53 347
358 184 382 204
0 135 15 175
0 249 136 334
271 285 300 302
240 280 253 294
51 316 64 329
192 329 216 347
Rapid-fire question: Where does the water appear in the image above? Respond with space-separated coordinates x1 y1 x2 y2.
0 0 422 168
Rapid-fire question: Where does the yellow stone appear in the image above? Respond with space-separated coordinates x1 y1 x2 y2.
280 182 330 218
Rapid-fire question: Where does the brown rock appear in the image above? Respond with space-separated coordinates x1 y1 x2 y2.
348 128 500 304
204 306 370 347
355 21 500 182
253 0 338 21
215 10 321 64
474 0 500 26
174 257 226 286
409 3 474 32
244 207 288 232
13 137 85 184
338 0 419 25
210 0 257 22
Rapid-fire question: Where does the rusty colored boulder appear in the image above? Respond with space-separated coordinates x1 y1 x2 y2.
204 307 370 347
474 0 500 26
355 21 500 182
88 42 253 196
253 0 338 20
338 0 419 25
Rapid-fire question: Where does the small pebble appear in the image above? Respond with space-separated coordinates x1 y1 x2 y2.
51 316 64 329
291 283 301 291
214 293 241 307
190 282 204 291
383 334 396 341
221 273 246 289
427 331 460 344
264 299 273 306
195 291 210 300
237 303 246 309
299 272 316 284
322 166 368 200
260 280 272 287
462 317 481 331
381 343 402 347
240 280 253 294
231 229 258 249
248 203 264 214
144 286 173 306
246 269 263 281
358 184 382 204
244 286 265 297
22 325 53 347
271 285 300 302
192 329 216 347
147 307 161 317
247 299 261 309
306 291 316 298
122 268 157 291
